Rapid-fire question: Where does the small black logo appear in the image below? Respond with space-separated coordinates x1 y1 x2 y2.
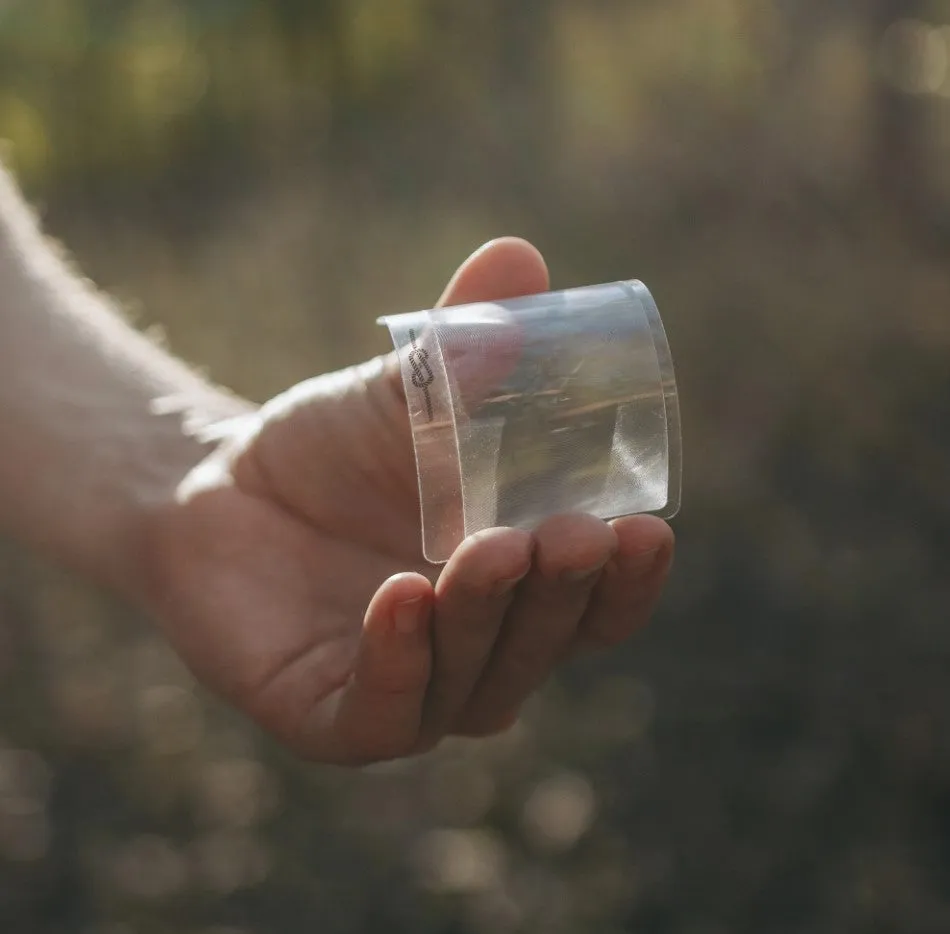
408 329 435 422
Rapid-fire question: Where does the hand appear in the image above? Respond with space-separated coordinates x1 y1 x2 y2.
141 238 674 765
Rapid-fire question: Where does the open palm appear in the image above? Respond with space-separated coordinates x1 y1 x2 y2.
142 239 674 765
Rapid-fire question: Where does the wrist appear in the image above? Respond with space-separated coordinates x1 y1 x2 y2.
102 388 257 601
0 162 258 600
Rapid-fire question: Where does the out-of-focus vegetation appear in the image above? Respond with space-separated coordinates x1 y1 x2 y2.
2 0 950 931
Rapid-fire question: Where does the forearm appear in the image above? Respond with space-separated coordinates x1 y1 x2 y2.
0 166 250 593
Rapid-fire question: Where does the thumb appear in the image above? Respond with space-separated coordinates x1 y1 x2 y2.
381 237 550 396
437 237 550 308
370 238 550 560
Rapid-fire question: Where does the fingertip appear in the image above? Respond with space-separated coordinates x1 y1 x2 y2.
610 515 675 580
533 514 618 579
476 236 549 280
439 237 550 307
467 525 535 568
610 514 674 551
437 527 534 597
367 572 433 622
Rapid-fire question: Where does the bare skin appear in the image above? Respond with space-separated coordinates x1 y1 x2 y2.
0 166 673 765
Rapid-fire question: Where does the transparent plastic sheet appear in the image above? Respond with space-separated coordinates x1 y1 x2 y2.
379 280 681 563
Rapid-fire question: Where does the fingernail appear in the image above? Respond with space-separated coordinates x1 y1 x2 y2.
393 596 425 635
562 558 610 584
491 568 530 597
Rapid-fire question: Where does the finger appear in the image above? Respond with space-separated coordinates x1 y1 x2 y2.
574 516 674 651
419 527 533 744
437 238 547 410
382 237 550 393
437 237 550 308
331 573 434 764
454 514 618 735
376 237 551 560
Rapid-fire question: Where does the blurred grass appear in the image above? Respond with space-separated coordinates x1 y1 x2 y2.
2 1 950 932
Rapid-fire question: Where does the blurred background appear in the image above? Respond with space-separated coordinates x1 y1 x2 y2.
1 0 950 931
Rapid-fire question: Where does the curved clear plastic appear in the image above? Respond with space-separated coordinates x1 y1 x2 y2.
379 279 681 563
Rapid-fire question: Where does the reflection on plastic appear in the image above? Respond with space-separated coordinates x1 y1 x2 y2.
380 280 681 563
